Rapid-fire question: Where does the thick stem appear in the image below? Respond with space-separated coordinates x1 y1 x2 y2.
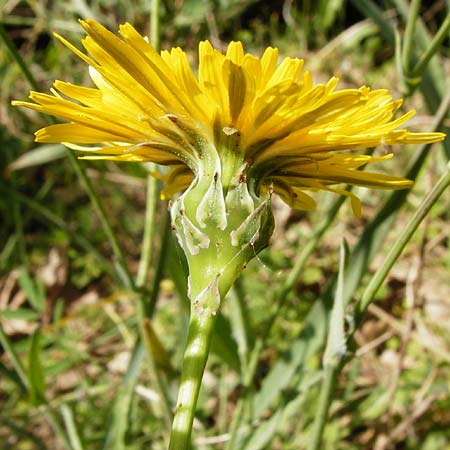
168 304 218 450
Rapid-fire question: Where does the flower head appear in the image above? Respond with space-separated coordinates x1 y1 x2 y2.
13 19 444 217
13 20 446 312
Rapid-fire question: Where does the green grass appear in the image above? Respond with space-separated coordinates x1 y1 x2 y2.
1 1 450 449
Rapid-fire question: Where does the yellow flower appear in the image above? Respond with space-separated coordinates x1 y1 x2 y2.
13 19 445 216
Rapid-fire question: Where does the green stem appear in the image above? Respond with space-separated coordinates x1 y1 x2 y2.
136 0 162 291
168 305 218 450
358 162 450 317
150 0 161 50
392 0 447 108
136 170 159 289
146 210 170 317
410 11 450 78
401 0 421 74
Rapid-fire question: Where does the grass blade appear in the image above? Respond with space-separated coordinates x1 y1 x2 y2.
0 324 29 391
17 267 46 313
103 341 145 450
28 327 46 405
7 144 67 172
60 404 84 450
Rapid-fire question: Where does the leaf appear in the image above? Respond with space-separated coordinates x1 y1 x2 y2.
228 280 254 372
8 144 67 172
323 240 347 366
28 327 46 405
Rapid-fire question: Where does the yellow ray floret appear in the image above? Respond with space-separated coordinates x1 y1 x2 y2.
12 19 445 214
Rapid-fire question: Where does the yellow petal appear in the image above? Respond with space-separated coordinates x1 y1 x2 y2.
12 20 445 208
226 41 244 65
